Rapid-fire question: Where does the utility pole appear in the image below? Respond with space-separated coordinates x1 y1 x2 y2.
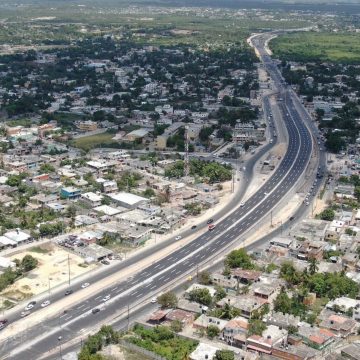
67 254 71 286
127 305 130 331
270 211 273 227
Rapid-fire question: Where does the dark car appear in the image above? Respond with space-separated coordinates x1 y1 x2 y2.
0 319 8 329
207 219 214 224
289 216 294 221
92 308 100 314
191 225 197 230
65 289 73 296
101 260 110 265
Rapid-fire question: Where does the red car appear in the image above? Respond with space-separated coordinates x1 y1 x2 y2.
208 224 216 231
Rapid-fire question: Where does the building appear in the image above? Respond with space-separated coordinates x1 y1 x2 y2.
193 314 227 332
216 295 267 319
76 120 98 132
107 192 149 209
222 316 249 344
74 243 113 262
319 314 357 337
124 128 149 142
60 187 81 200
189 343 219 360
80 192 103 207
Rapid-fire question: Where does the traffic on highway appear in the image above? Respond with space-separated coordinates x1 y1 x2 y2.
1 32 322 360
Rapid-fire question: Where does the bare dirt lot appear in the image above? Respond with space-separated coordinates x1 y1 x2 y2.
1 243 97 302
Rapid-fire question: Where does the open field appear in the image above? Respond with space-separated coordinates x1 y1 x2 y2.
270 31 360 64
70 132 119 151
0 243 96 302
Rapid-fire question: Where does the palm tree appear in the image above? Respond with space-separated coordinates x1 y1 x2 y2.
308 258 319 275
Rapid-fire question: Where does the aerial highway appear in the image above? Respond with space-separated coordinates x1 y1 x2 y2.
1 32 319 360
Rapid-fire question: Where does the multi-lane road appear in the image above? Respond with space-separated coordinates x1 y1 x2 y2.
1 32 321 360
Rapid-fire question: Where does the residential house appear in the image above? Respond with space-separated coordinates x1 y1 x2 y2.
319 314 357 337
193 314 227 332
60 186 81 200
217 295 267 319
222 316 249 344
81 192 103 207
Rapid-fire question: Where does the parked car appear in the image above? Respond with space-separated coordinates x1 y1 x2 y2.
101 260 110 265
175 235 182 241
81 282 90 289
20 311 30 318
207 219 214 224
65 289 73 296
0 319 8 330
191 225 197 230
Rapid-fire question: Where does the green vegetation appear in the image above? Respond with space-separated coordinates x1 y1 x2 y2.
157 291 178 309
319 208 335 221
206 325 220 339
70 132 119 151
188 288 212 306
215 350 235 360
165 159 232 183
78 325 119 360
127 325 198 360
271 32 360 64
275 261 359 320
29 246 50 254
225 248 255 269
0 255 38 292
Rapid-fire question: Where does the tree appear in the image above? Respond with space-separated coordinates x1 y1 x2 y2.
188 288 212 306
198 271 211 285
170 319 183 333
215 350 235 360
280 261 301 285
308 258 319 275
206 325 220 339
248 319 266 336
319 209 335 221
157 292 178 308
40 163 55 173
225 248 254 269
21 255 38 272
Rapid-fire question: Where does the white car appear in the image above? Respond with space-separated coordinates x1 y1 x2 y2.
20 311 31 318
81 282 90 289
151 297 157 304
175 235 181 241
240 202 245 207
41 300 50 308
102 295 111 302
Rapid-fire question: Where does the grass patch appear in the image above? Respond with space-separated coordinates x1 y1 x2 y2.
70 132 119 151
29 246 50 254
270 31 360 64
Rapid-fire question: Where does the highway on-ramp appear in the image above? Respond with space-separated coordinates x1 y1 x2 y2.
1 32 318 360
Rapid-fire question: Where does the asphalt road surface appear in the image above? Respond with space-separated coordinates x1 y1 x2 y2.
0 32 321 360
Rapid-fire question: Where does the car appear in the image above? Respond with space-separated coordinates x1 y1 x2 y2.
207 219 214 224
151 297 157 304
175 235 182 241
208 224 216 231
102 295 111 302
0 320 8 330
305 202 310 206
191 225 197 230
264 192 268 196
65 289 73 296
20 310 31 318
289 216 294 221
101 259 110 265
41 300 50 308
25 301 36 311
240 202 245 207
81 282 90 289
92 308 100 314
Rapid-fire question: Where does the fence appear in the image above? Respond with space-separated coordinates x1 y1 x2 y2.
119 340 166 360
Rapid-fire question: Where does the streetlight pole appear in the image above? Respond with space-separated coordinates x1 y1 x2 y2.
67 254 71 286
